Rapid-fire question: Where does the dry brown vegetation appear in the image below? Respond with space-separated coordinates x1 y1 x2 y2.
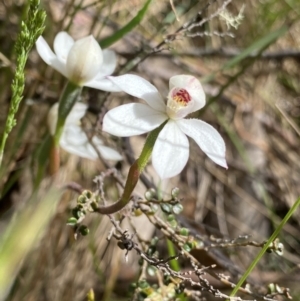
0 0 300 300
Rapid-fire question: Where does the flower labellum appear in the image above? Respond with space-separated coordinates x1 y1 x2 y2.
103 74 227 179
48 102 122 161
167 87 192 119
36 31 121 91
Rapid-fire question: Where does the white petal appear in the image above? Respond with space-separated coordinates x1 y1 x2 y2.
152 120 189 179
103 103 168 136
92 136 123 161
61 125 88 146
85 77 122 92
95 49 117 77
66 102 87 124
48 102 87 136
62 143 96 160
60 124 122 161
84 143 102 160
36 36 56 65
60 143 89 158
60 126 95 159
53 31 74 62
66 35 103 85
36 36 68 77
60 126 95 160
169 75 205 112
177 119 227 168
108 74 166 112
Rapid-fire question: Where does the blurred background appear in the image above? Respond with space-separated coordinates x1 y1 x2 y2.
0 0 300 300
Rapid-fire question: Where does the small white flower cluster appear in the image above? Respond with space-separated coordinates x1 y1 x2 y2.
37 31 227 178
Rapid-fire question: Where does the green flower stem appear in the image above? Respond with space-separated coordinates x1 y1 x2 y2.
98 121 168 214
229 196 300 299
49 81 81 174
54 81 82 146
0 0 46 169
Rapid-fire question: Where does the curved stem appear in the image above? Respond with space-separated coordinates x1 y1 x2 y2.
97 161 140 214
98 121 167 214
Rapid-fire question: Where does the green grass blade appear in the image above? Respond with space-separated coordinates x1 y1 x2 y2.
100 0 152 49
0 187 61 300
229 197 300 299
222 25 288 70
202 25 288 84
33 134 52 189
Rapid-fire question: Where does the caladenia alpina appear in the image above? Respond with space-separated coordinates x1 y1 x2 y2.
97 74 227 215
36 31 121 91
36 31 121 148
48 102 122 161
103 74 227 179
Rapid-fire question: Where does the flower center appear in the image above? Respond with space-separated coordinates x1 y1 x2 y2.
167 88 193 120
171 88 191 106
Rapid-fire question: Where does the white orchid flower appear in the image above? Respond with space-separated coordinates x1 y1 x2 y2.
36 31 121 91
48 102 122 161
103 74 227 179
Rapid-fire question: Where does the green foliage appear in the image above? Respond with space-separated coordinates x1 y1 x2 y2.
258 0 299 30
0 0 46 168
222 26 288 70
34 134 52 188
202 25 288 84
229 197 300 299
1 0 300 300
0 187 61 300
100 0 152 48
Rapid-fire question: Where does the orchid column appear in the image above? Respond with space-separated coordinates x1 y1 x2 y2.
36 31 120 173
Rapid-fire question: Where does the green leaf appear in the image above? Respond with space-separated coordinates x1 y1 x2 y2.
202 26 288 84
0 187 61 300
229 197 300 299
100 0 152 48
34 134 52 189
222 26 288 70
